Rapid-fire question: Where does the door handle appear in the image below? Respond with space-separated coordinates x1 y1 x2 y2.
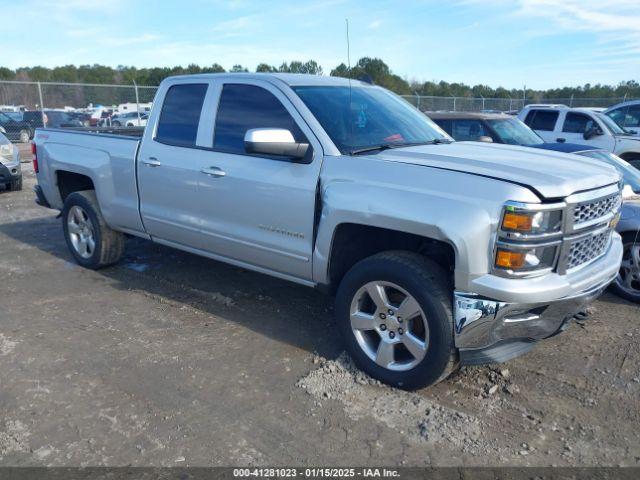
201 166 226 177
556 137 566 143
143 157 161 167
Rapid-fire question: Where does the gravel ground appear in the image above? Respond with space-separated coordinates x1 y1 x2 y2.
0 146 639 466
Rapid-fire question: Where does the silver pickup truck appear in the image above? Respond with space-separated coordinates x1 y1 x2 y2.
33 74 623 389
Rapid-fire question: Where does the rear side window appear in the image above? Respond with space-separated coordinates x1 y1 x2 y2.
432 119 452 135
526 110 559 131
451 119 489 141
156 83 208 147
214 84 305 155
562 112 593 133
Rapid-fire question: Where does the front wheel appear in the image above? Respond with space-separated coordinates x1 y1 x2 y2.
335 251 458 390
62 190 125 269
611 235 640 303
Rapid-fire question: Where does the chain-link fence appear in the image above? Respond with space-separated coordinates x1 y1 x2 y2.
0 79 637 143
402 95 636 114
0 80 158 143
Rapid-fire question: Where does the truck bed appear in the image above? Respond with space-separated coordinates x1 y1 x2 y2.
45 126 145 138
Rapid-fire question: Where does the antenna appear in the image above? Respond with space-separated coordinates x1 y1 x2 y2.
346 18 353 152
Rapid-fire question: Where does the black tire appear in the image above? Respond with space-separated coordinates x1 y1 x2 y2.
335 251 458 390
9 178 22 191
112 121 121 127
610 233 640 304
61 190 125 269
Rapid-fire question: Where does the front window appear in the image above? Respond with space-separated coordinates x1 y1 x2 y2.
597 113 625 135
578 150 640 193
292 85 450 154
485 118 543 146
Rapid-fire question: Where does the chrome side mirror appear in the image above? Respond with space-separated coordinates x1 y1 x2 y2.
478 135 494 143
244 128 309 160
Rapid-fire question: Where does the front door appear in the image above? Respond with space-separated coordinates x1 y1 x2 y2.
192 80 323 280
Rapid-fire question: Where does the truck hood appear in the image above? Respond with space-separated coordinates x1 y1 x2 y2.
372 141 620 200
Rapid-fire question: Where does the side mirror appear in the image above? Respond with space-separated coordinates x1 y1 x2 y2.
584 126 603 140
478 135 493 143
244 128 309 160
0 126 6 134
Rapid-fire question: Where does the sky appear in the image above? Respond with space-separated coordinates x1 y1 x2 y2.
1 0 639 89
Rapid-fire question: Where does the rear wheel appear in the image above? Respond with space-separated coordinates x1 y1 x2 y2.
62 190 125 269
612 235 640 303
335 251 458 390
8 178 22 191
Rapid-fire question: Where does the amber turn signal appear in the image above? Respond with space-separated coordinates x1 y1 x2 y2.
495 249 526 269
502 212 533 232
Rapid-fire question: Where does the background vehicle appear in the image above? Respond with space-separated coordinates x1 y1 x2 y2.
604 100 640 135
518 105 640 169
111 111 148 127
33 73 622 389
23 110 84 129
67 111 92 127
0 111 33 143
0 130 22 191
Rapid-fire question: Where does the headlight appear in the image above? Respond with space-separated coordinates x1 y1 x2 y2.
494 201 566 277
0 138 15 164
494 241 559 275
500 202 563 237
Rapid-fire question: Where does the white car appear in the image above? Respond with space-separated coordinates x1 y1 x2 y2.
518 105 640 169
604 100 640 136
111 111 147 127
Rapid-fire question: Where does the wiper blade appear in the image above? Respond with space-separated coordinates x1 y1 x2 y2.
349 138 453 155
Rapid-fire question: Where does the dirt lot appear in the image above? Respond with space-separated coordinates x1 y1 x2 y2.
0 147 639 467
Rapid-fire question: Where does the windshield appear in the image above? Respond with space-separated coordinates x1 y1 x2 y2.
485 118 543 146
597 113 625 135
578 150 640 192
292 85 451 154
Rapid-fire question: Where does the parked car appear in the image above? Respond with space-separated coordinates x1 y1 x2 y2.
533 143 640 303
604 100 640 135
90 108 113 127
518 105 640 169
111 111 148 127
428 111 559 146
33 73 623 389
0 130 22 191
67 111 92 127
0 111 33 143
23 110 84 129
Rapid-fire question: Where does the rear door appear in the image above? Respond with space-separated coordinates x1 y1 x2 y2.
137 81 213 246
190 79 323 280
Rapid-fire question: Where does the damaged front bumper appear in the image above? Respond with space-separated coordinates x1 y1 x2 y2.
454 237 622 365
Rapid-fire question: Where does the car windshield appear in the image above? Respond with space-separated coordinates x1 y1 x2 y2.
578 150 640 192
597 113 626 135
485 118 543 146
292 85 451 154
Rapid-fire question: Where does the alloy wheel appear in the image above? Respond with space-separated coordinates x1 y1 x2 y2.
349 281 429 371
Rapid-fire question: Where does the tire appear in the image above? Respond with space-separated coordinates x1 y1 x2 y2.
112 121 121 127
611 233 640 303
61 190 125 269
9 178 22 191
335 251 458 390
19 129 30 143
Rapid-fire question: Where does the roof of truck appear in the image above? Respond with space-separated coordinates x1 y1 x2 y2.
164 73 370 87
426 112 513 120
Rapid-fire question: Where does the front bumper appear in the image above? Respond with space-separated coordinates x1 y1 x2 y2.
0 161 21 185
454 234 622 363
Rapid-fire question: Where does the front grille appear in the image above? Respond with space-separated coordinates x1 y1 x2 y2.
573 193 620 227
566 230 611 270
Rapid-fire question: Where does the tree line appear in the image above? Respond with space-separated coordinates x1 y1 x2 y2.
1 57 638 101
